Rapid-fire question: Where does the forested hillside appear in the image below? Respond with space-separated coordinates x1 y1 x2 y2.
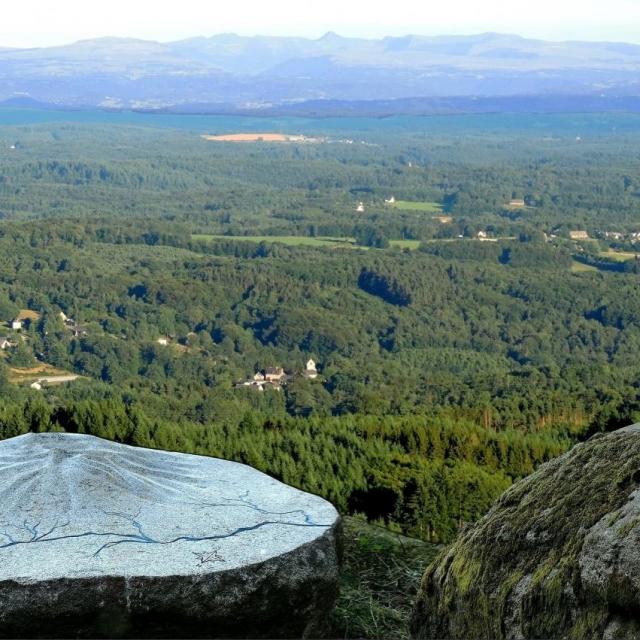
1 116 639 542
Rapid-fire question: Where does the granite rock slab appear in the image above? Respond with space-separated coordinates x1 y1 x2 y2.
0 433 341 638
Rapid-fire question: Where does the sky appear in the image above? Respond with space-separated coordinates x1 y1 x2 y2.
2 0 640 47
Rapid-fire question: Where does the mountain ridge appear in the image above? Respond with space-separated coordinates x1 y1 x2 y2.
0 32 639 112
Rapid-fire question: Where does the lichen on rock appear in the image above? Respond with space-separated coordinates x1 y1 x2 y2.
411 424 640 640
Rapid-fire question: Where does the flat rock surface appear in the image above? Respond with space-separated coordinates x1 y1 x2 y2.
0 433 340 638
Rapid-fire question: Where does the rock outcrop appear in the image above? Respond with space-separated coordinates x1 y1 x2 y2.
411 425 640 640
0 433 341 638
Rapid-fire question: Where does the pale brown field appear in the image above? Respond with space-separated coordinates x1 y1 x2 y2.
8 363 80 385
202 133 320 143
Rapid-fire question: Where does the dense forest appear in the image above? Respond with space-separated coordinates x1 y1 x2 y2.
1 116 640 542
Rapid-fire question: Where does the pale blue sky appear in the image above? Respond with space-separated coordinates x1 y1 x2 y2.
2 0 640 47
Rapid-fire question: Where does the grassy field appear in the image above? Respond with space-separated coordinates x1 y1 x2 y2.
391 200 443 213
192 234 358 248
193 235 423 250
192 235 535 252
330 516 440 640
571 260 599 273
599 249 639 262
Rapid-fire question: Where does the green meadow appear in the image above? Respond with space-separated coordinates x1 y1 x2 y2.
391 200 444 213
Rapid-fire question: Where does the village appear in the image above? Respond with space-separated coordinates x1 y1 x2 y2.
0 310 41 357
235 359 319 391
0 309 85 390
2 306 323 395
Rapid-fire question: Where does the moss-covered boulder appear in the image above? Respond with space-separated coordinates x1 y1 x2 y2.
411 425 640 640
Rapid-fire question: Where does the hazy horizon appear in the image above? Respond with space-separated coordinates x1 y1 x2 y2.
3 29 640 50
1 0 639 48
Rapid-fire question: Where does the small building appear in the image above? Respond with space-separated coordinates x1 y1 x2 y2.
237 380 265 392
356 202 365 213
265 367 286 383
73 325 88 338
157 337 169 346
569 230 589 241
384 196 396 205
477 231 488 240
509 199 526 207
304 359 318 379
11 309 41 330
30 382 42 391
253 372 265 382
0 337 13 350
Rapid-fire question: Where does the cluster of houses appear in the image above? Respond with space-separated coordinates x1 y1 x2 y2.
560 229 640 243
1 310 39 350
602 231 640 243
59 312 88 338
235 359 318 392
6 309 87 338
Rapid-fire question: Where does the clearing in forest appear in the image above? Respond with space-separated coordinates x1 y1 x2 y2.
571 260 599 273
391 200 444 213
191 235 422 250
432 216 454 224
599 250 639 262
192 234 357 248
201 133 321 143
8 363 80 386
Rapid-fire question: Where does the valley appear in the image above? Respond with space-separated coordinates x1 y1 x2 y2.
0 113 639 623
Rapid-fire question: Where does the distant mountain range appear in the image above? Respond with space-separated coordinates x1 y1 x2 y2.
1 32 640 114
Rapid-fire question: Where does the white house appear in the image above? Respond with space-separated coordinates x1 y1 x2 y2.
356 202 365 213
0 337 12 350
305 359 318 379
385 196 396 205
11 320 22 330
156 337 169 346
30 382 42 391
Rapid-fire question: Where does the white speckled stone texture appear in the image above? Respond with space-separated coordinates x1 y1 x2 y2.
0 433 341 638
